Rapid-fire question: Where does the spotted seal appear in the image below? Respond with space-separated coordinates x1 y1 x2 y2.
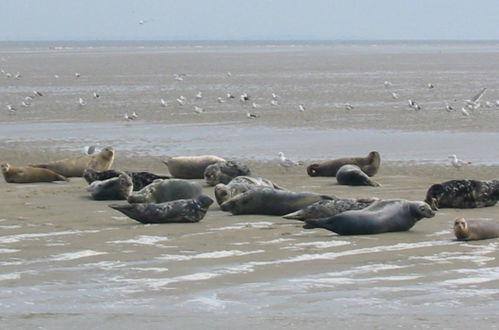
283 197 379 220
214 176 285 205
204 161 251 186
87 173 133 200
127 179 203 203
83 168 170 191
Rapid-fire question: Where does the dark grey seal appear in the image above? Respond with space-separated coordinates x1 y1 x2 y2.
127 179 203 204
454 217 499 241
109 195 214 224
204 161 251 186
283 197 379 220
83 168 170 191
336 164 380 187
87 173 133 200
303 199 435 235
424 179 499 210
214 176 285 206
220 188 334 216
307 151 380 177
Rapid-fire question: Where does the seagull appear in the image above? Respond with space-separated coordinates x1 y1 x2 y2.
448 154 471 169
21 101 29 107
251 102 260 109
33 90 43 97
277 152 301 170
464 88 486 110
193 106 204 114
14 72 21 79
298 104 305 112
176 97 186 106
124 113 134 121
408 99 421 111
75 72 80 79
345 103 354 111
5 72 11 78
428 83 434 89
54 74 59 79
130 112 138 119
93 92 100 99
383 81 393 88
460 107 470 116
138 20 146 25
390 92 399 99
445 102 454 112
25 96 33 102
495 100 499 107
216 97 225 103
174 73 185 81
195 91 203 99
160 98 168 107
78 97 86 107
6 104 16 112
271 92 279 100
240 93 250 102
485 101 493 108
226 93 235 99
246 111 258 119
226 71 232 77
270 99 279 106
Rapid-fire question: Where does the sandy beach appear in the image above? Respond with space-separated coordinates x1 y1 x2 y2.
0 42 498 329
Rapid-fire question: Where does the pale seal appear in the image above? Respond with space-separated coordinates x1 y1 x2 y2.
109 195 214 224
307 151 380 177
87 173 133 200
220 188 334 216
204 161 251 186
303 199 435 235
127 179 203 203
424 179 499 210
29 146 115 177
162 155 226 179
336 164 380 187
83 168 170 191
1 163 69 183
283 197 379 220
214 176 285 205
454 217 499 241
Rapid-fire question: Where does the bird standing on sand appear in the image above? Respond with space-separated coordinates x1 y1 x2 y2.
195 91 203 99
464 88 486 110
428 83 434 89
298 104 305 112
160 98 168 107
460 107 470 116
391 92 399 99
75 72 81 79
449 154 471 169
246 111 258 119
345 103 354 111
445 102 454 112
277 152 301 170
78 98 86 107
383 81 392 88
93 92 100 99
270 99 279 106
193 106 204 114
6 104 16 112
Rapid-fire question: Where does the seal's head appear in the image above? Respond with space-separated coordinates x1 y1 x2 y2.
417 202 436 218
425 184 444 211
1 163 10 174
454 217 469 240
100 147 115 161
214 184 230 205
307 164 320 177
196 195 214 209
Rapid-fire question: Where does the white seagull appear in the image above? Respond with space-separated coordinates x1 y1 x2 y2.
383 81 392 88
460 107 470 116
270 99 278 106
445 102 454 112
193 106 204 114
6 104 16 112
345 103 354 111
240 93 249 102
93 92 100 99
217 97 225 103
246 111 258 119
78 97 86 107
464 88 486 110
21 101 29 107
160 98 168 107
277 152 301 170
298 104 305 112
33 90 43 97
75 72 81 79
271 92 279 100
251 102 260 109
448 154 471 169
176 97 186 106
226 93 235 99
390 92 399 99
195 91 203 99
14 72 21 79
428 83 434 89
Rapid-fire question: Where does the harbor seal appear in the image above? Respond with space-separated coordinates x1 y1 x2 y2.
283 197 379 220
303 199 435 235
109 195 214 224
29 146 115 177
204 161 251 186
127 179 203 203
336 164 380 187
307 151 380 177
87 173 133 200
214 176 285 205
1 163 69 183
424 179 499 210
454 217 499 241
162 155 226 179
83 168 170 191
220 188 334 216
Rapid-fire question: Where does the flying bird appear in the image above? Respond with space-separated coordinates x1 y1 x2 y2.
464 88 486 110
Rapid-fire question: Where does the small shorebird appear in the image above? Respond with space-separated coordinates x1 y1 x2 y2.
176 97 186 106
93 92 100 99
345 103 354 111
460 107 470 116
33 90 43 97
428 83 434 89
217 97 225 103
240 93 249 102
160 98 168 107
246 111 258 119
251 102 260 109
464 88 486 110
383 81 392 88
6 104 16 112
391 92 399 99
193 106 204 114
445 102 454 112
270 99 278 106
195 91 203 99
448 154 471 169
75 72 81 79
78 97 86 107
298 104 305 112
408 99 421 111
226 93 235 99
271 92 279 100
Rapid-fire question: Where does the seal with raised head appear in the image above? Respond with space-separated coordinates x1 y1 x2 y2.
220 188 334 216
83 168 170 191
109 195 214 224
336 164 380 187
454 217 499 241
307 151 380 177
29 146 115 177
303 199 435 235
283 197 379 220
214 176 285 205
127 179 203 203
87 173 133 200
425 179 499 210
204 161 251 186
162 155 226 179
1 163 69 183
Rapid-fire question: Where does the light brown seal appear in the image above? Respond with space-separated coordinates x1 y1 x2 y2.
214 176 286 205
29 147 115 177
1 163 69 183
307 151 380 177
162 155 226 179
454 218 499 241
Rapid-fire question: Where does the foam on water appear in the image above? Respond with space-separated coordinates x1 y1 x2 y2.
212 222 275 230
158 249 265 261
0 229 102 244
0 248 20 253
108 235 169 246
50 250 108 261
0 273 21 281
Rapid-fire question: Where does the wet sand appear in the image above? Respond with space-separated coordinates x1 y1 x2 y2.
1 42 498 329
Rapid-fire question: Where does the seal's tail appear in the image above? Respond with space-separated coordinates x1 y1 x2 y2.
303 219 322 229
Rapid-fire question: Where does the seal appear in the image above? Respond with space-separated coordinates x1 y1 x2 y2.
109 195 214 224
307 151 380 177
220 188 334 216
162 155 226 179
29 146 115 177
214 176 285 205
87 173 133 200
127 179 203 203
204 161 251 186
83 168 170 191
303 199 435 235
1 163 69 183
336 164 380 187
454 217 499 241
424 179 499 210
283 197 379 220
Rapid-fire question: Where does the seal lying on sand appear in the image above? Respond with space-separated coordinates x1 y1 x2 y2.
87 173 133 200
425 179 499 210
307 151 380 177
336 164 380 187
214 176 285 205
283 197 378 220
127 179 203 203
204 161 251 186
109 195 214 224
1 163 69 183
83 168 170 191
29 147 115 177
220 188 334 216
162 155 226 179
454 217 499 241
303 199 435 235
